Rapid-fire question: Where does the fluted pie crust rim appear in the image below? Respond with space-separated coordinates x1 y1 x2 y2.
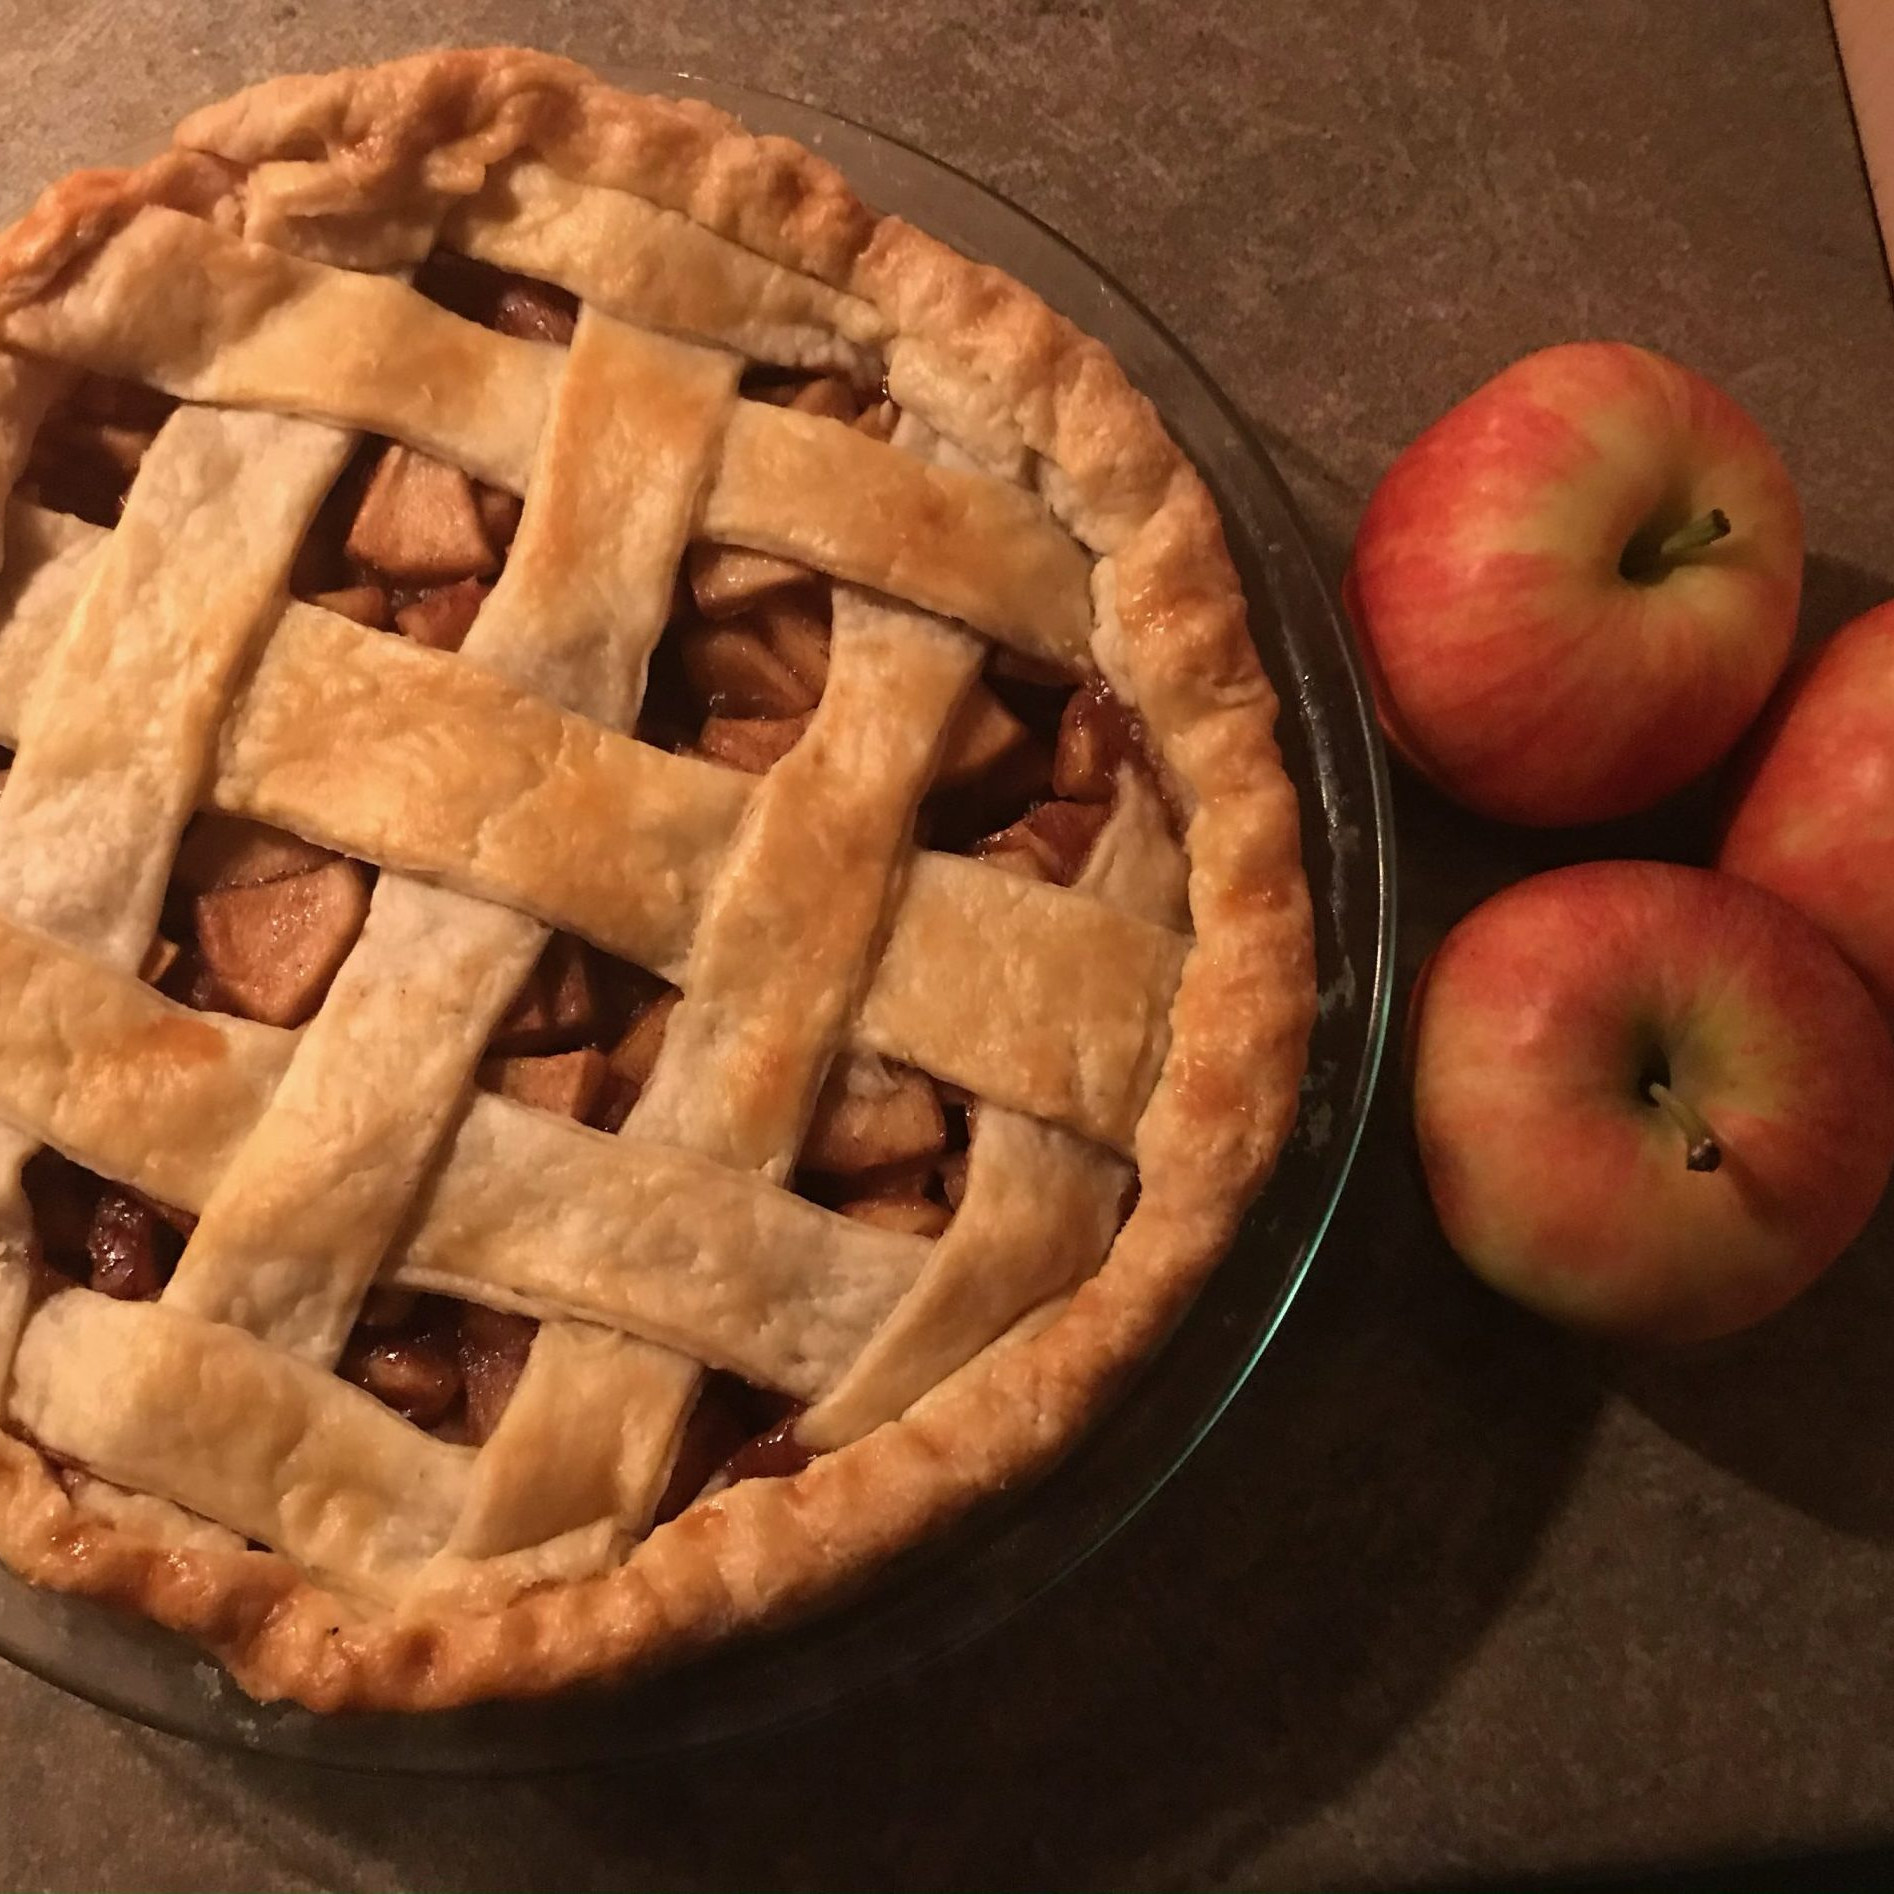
0 47 1314 1711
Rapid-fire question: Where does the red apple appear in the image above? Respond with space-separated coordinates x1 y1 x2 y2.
1348 342 1803 826
1410 860 1894 1341
1720 600 1894 1015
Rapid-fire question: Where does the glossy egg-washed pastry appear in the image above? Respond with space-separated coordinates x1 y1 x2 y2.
0 48 1314 1710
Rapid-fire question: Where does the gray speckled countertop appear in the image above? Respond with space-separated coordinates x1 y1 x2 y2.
4 4 1893 1888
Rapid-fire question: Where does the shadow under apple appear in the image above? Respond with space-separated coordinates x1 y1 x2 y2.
127 1087 1599 1891
1611 1187 1894 1546
1794 550 1891 658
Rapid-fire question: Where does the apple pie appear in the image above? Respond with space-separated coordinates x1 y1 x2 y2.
0 48 1315 1710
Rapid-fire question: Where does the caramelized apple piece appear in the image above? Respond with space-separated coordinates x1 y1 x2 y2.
677 623 818 719
1054 679 1144 801
138 935 179 986
990 646 1082 688
489 934 600 1055
973 800 1111 886
23 1151 99 1269
126 1188 197 1240
925 728 1056 848
653 1380 756 1524
481 1047 608 1121
345 444 498 583
937 683 1028 788
1025 799 1113 878
163 947 240 1017
492 280 577 345
829 1155 939 1199
474 484 523 553
358 1286 420 1328
972 838 1051 883
802 1057 946 1174
839 1194 950 1239
756 593 831 694
395 578 491 653
310 584 391 630
940 1149 969 1212
289 459 373 599
50 418 155 478
749 374 859 423
698 714 811 774
713 1411 813 1488
24 434 134 525
192 859 370 1027
87 1189 177 1301
655 1375 809 1520
458 1304 539 1444
340 1326 461 1428
688 543 813 617
173 814 337 895
416 253 579 344
607 990 680 1096
26 380 176 523
70 374 176 431
787 376 861 423
854 399 898 443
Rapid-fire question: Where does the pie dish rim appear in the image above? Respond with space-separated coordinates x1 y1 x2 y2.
0 47 1334 1716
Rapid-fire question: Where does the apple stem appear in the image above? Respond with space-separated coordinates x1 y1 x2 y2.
1657 509 1731 563
1648 1081 1723 1173
1623 508 1733 582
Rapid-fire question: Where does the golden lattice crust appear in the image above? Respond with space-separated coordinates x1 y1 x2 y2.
0 48 1315 1709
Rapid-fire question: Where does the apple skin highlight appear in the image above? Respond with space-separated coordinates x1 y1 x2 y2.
1410 861 1894 1342
1721 600 1894 1016
1350 342 1803 827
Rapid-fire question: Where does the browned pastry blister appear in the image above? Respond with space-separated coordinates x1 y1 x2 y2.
0 48 1314 1711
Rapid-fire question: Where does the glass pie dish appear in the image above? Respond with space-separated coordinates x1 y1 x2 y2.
0 68 1394 1767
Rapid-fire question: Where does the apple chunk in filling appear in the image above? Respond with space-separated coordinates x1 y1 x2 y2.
801 1055 946 1175
345 443 500 584
191 859 371 1028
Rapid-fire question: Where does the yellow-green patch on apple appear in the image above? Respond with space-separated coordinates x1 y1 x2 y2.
1722 599 1894 1017
1410 860 1894 1341
1351 342 1803 827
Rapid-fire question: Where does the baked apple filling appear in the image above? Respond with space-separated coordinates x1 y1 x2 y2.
161 820 373 1027
8 254 1155 1523
19 373 180 527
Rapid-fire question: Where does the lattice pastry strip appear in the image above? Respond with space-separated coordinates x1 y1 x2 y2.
0 353 68 549
0 501 1188 1148
441 1320 697 1564
1 209 560 493
0 911 927 1377
443 159 887 377
0 209 1093 666
0 55 1324 1717
629 589 982 1178
0 398 363 1456
135 311 745 1580
0 406 352 1389
414 309 757 1563
0 407 351 960
158 887 545 1361
452 587 986 1546
788 405 1182 1451
804 769 1182 1449
12 1291 472 1605
163 312 740 1377
458 545 978 1546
